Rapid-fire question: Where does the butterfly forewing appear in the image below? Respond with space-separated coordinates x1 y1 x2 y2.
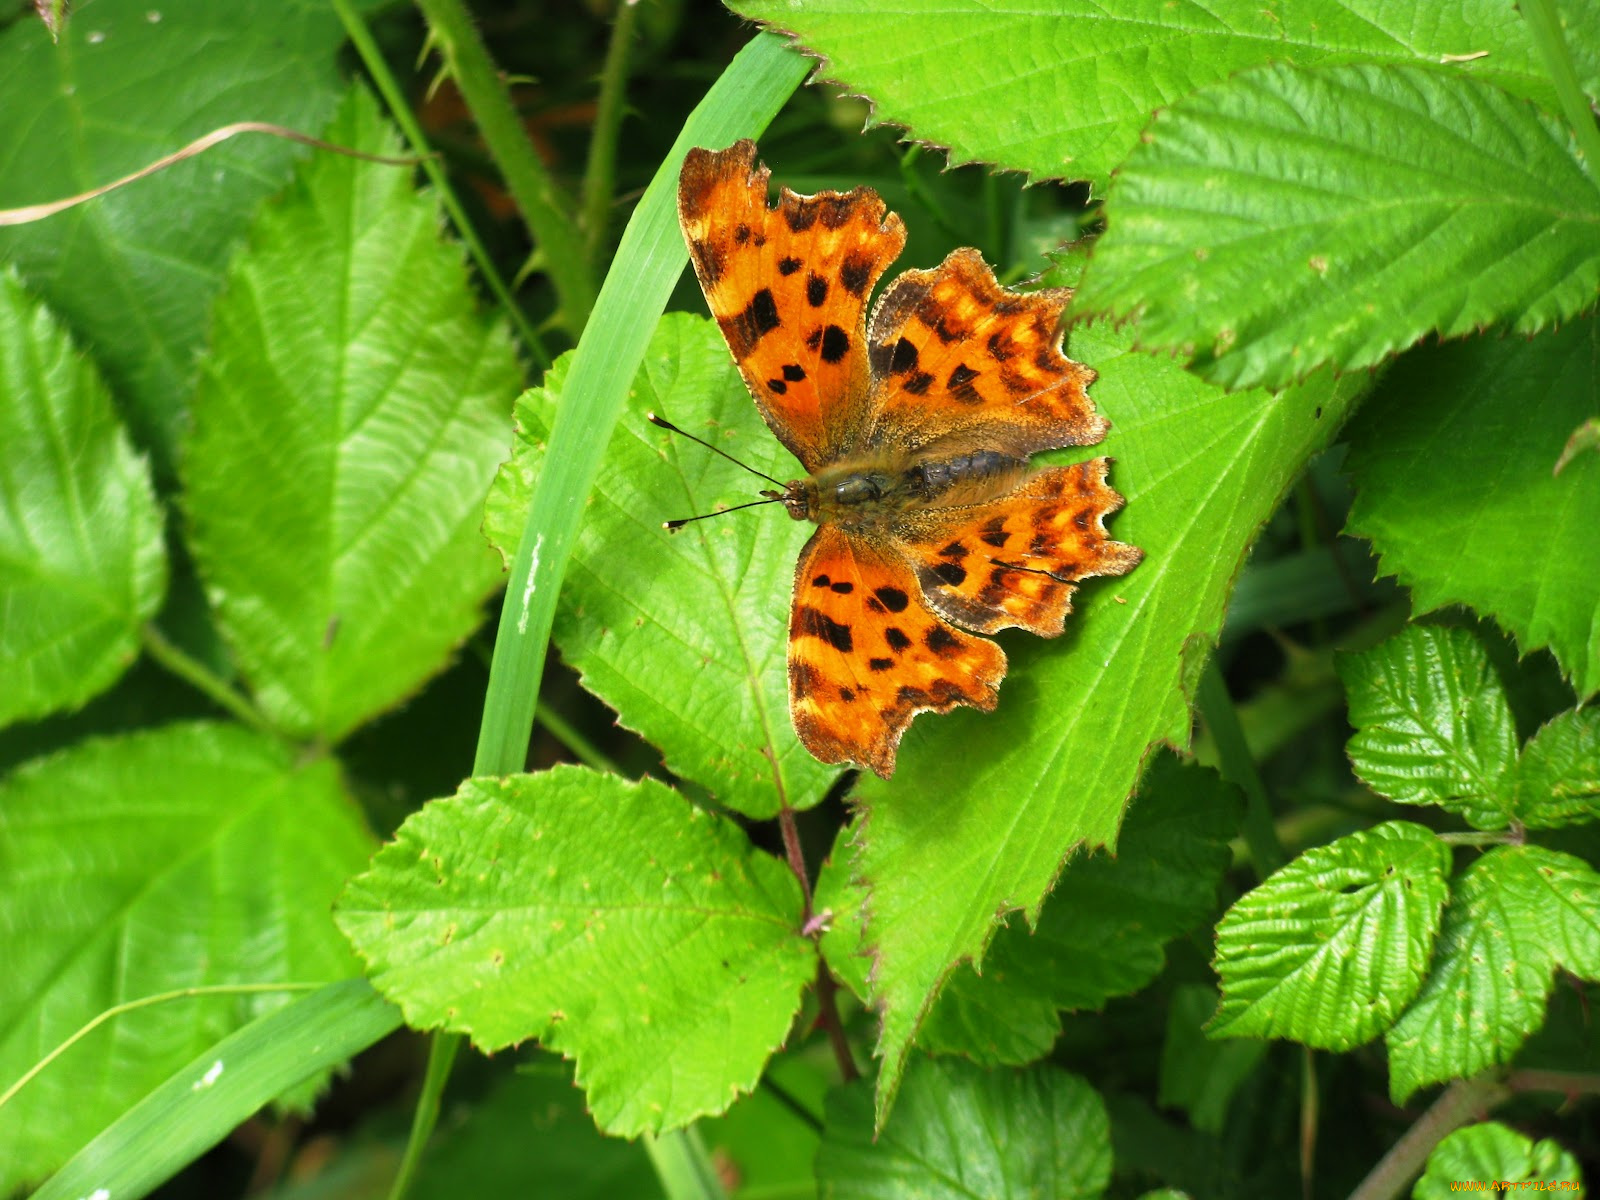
678 140 906 473
864 248 1106 459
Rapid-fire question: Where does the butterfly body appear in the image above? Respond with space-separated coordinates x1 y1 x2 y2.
779 448 1030 531
678 141 1141 778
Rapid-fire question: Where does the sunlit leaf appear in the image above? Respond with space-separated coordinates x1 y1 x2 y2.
185 87 519 741
336 765 813 1135
1212 822 1450 1050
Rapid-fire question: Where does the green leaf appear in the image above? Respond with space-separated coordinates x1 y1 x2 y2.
1157 985 1268 1136
1341 626 1518 828
817 1057 1110 1200
1074 64 1600 391
411 1057 663 1200
31 981 400 1200
1345 315 1600 698
184 87 519 742
1511 708 1600 828
1413 1122 1583 1199
485 314 837 816
335 765 813 1136
0 270 165 727
856 323 1366 1121
0 721 373 1191
0 0 357 473
1386 845 1600 1103
728 0 1564 195
1211 821 1451 1050
919 757 1241 1064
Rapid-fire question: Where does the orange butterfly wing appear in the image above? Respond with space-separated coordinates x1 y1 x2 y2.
864 248 1106 459
893 460 1144 637
788 525 1005 778
678 140 906 471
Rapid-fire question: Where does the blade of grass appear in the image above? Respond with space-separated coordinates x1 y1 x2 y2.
416 0 597 330
33 981 400 1200
581 0 639 265
472 31 810 780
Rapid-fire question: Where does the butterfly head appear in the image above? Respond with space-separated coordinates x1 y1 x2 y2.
764 480 816 523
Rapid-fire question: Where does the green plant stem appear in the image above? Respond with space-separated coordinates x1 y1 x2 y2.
1300 1047 1317 1200
140 623 275 737
332 0 551 369
535 699 624 775
1197 658 1285 877
643 1127 729 1200
1346 1075 1510 1200
580 0 638 266
1521 0 1600 178
1437 830 1517 847
415 0 597 331
386 1031 461 1200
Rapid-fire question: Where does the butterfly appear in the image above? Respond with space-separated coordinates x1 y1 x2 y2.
676 140 1141 779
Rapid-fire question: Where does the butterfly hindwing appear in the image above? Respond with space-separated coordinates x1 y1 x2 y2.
789 525 1006 778
896 460 1144 637
679 140 907 472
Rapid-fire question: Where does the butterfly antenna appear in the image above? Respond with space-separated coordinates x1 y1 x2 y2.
647 411 787 489
663 495 783 532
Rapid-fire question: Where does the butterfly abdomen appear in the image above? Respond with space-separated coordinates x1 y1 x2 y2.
903 449 1026 502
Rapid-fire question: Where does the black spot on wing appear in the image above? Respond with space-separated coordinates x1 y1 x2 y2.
767 378 788 395
925 625 960 656
820 325 850 364
947 364 982 404
796 605 853 653
840 253 873 296
931 561 967 587
885 627 911 651
873 586 909 613
902 371 934 395
868 657 894 671
778 256 802 275
783 363 806 382
807 275 828 307
723 287 782 358
979 518 1009 548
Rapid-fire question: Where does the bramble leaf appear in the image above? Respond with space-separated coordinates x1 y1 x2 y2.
1212 822 1450 1050
0 0 359 472
1386 845 1600 1103
1414 1122 1582 1198
918 757 1240 1064
1345 316 1600 698
1075 65 1600 391
728 1 1569 195
0 722 372 1191
0 272 165 727
335 765 813 1135
1341 626 1518 828
857 322 1364 1120
1511 709 1600 829
816 1057 1110 1199
185 88 518 742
